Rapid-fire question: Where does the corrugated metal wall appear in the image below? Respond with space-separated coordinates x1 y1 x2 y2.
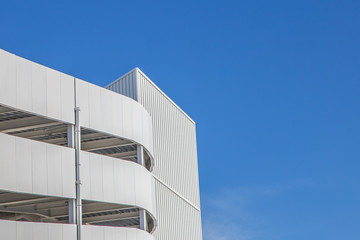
106 68 202 240
153 180 202 240
105 69 138 101
136 71 200 207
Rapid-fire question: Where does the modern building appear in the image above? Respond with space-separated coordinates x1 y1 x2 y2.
0 49 202 240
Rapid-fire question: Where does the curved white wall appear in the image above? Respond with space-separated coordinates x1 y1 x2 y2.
0 220 76 240
0 133 76 198
80 151 157 218
0 50 157 239
0 49 75 124
82 225 154 240
0 50 153 161
75 79 153 158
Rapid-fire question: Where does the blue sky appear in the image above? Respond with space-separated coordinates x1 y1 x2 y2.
1 0 359 239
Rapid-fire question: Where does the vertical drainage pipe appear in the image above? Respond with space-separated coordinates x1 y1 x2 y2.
75 107 82 240
67 125 76 224
137 144 148 232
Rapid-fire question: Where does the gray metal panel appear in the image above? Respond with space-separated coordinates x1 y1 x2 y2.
0 49 75 124
75 78 154 158
106 69 200 206
106 69 138 101
153 179 202 240
136 70 201 207
82 225 154 240
106 68 202 240
0 220 76 240
80 151 157 219
0 133 76 198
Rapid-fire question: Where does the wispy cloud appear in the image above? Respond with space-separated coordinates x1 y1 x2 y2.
201 180 317 240
202 218 251 240
201 187 262 240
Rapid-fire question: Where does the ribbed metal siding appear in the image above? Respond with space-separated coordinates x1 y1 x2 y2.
136 71 200 208
153 179 202 240
106 68 202 240
106 69 138 101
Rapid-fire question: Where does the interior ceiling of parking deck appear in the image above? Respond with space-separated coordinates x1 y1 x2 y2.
0 190 156 231
0 104 151 170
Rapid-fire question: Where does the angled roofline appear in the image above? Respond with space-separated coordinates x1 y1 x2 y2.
106 67 196 125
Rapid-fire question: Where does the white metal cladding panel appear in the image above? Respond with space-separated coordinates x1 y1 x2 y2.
75 78 153 157
136 71 201 208
153 180 202 240
80 151 157 218
106 69 138 101
82 225 154 240
0 49 75 124
0 219 76 240
0 133 76 198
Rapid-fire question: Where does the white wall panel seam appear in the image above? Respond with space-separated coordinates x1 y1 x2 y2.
136 78 200 205
153 177 200 212
153 180 202 240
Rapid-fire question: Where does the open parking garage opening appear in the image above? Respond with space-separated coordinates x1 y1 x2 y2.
0 104 152 170
0 191 155 233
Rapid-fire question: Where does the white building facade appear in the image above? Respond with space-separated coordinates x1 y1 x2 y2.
0 49 202 240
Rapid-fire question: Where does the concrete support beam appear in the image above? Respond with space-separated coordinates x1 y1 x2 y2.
108 150 137 159
137 145 144 166
81 138 133 151
0 116 57 132
0 107 16 114
82 211 139 224
9 125 66 138
67 125 75 148
139 209 147 231
68 199 76 224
